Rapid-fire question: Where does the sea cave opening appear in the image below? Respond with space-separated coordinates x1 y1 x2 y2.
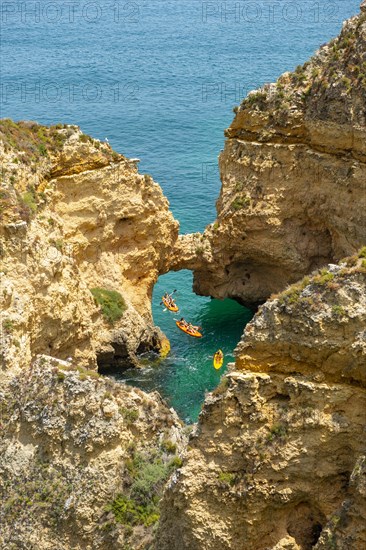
109 269 253 424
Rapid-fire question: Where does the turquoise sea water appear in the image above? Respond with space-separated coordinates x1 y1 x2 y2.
120 271 253 422
1 0 360 421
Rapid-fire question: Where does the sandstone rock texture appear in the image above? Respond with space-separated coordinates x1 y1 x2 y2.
0 123 186 549
157 256 366 549
0 121 178 371
171 7 366 307
0 356 186 549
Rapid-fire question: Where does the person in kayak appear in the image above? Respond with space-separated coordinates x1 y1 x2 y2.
214 349 224 361
189 323 202 331
176 319 203 338
213 349 224 369
164 292 175 308
180 320 202 333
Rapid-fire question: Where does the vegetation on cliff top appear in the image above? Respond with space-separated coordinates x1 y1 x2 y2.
0 119 127 224
272 250 366 314
0 118 70 161
237 9 366 116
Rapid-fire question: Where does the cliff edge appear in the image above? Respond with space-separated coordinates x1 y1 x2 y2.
157 253 366 550
0 356 186 549
0 122 185 549
0 121 179 371
171 6 366 307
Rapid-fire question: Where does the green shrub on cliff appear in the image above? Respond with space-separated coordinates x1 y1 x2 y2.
169 456 183 468
161 439 177 454
266 423 287 443
130 459 168 507
90 287 126 324
0 119 69 161
21 189 38 214
2 318 14 332
245 90 267 107
3 459 72 528
107 451 180 528
79 133 94 144
108 494 159 527
332 305 346 317
218 471 236 487
313 269 335 286
120 407 139 424
231 195 251 211
38 143 48 156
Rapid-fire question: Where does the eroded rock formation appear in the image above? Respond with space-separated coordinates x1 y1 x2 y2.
0 122 186 550
0 121 179 371
171 7 366 307
157 255 366 550
0 356 186 549
1 5 366 550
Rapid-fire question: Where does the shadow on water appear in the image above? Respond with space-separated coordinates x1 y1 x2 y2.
111 271 254 423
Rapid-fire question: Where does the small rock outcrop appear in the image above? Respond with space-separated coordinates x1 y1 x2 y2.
156 254 366 549
0 121 179 371
170 6 366 307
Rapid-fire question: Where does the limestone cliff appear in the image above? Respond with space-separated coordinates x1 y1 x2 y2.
0 120 178 371
171 6 366 307
0 121 187 550
2 5 366 550
0 356 186 549
157 253 366 550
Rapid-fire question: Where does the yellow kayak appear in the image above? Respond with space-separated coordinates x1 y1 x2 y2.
176 321 202 338
162 296 179 312
213 350 224 370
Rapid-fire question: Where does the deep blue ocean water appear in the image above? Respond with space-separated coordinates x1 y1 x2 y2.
1 0 360 421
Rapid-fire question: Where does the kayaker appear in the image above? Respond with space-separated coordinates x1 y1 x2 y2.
163 292 174 307
213 349 224 369
187 323 202 334
176 318 203 338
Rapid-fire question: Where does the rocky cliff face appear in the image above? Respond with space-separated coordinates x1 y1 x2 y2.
0 122 187 550
0 356 186 549
171 6 366 307
0 121 178 371
156 254 366 550
2 5 366 550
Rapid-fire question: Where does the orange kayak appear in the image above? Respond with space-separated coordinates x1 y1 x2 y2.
162 296 179 312
176 321 202 338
